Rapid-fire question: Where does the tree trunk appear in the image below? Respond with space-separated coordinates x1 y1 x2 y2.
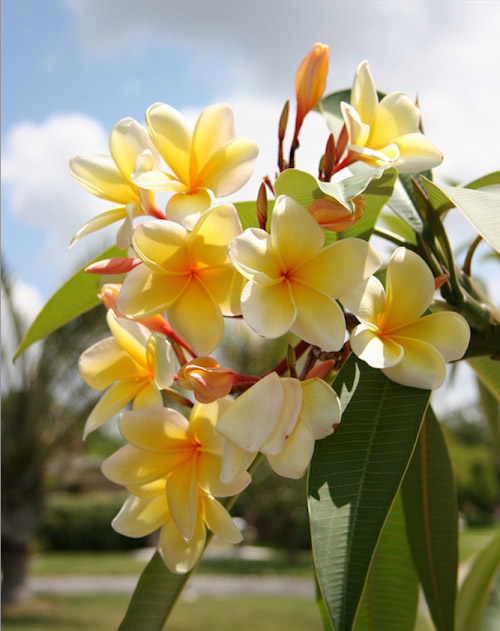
1 537 31 603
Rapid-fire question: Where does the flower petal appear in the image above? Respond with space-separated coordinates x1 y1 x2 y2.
271 196 324 272
117 265 190 318
350 61 378 125
190 398 231 451
382 338 447 389
202 495 243 544
119 407 190 452
351 325 404 368
198 453 251 497
196 137 259 198
339 275 386 327
145 102 192 185
341 102 370 146
69 154 137 204
69 207 127 249
112 495 168 538
102 444 185 485
240 279 297 338
198 265 245 316
300 378 341 439
383 248 434 331
216 373 284 452
290 282 346 351
267 422 315 479
79 338 144 390
109 117 158 183
229 229 283 286
392 311 470 362
132 382 163 409
166 277 224 356
126 478 166 498
189 204 242 268
83 380 144 438
191 104 235 177
132 170 189 192
159 511 206 574
148 333 176 389
165 189 213 228
167 458 199 540
106 310 149 367
392 133 443 173
220 441 257 484
133 219 189 275
293 238 382 298
368 92 420 149
261 378 302 456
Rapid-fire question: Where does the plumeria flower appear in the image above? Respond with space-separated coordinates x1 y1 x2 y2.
78 310 175 438
70 117 164 249
216 372 341 481
340 61 443 173
132 103 259 228
340 247 470 389
177 357 236 403
102 400 251 574
116 204 245 356
228 195 381 351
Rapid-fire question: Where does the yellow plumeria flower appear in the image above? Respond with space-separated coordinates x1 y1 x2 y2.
340 61 443 173
341 247 470 389
228 195 381 351
133 103 259 228
70 117 164 249
216 372 341 481
102 400 251 574
78 310 175 438
116 204 245 356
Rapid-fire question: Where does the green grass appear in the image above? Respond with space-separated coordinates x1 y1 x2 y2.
29 548 314 577
2 594 323 631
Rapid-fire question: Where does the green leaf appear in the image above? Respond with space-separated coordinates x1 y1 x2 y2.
421 177 500 254
274 164 397 244
308 355 430 631
117 551 190 631
456 529 500 631
482 570 500 631
14 246 126 360
353 493 419 631
465 171 500 191
468 356 500 402
402 407 458 631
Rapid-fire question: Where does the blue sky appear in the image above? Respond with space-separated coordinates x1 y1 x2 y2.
2 0 499 411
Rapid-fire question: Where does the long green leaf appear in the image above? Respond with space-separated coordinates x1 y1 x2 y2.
482 570 500 631
117 551 190 631
14 246 126 360
308 356 430 631
421 177 500 254
456 529 500 631
465 171 500 191
353 493 419 631
402 407 458 631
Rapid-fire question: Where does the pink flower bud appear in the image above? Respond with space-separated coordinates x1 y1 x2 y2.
308 195 365 232
177 358 235 403
295 43 329 130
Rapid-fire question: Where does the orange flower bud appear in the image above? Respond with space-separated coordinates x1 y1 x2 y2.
305 359 335 380
295 43 329 129
308 195 365 232
177 357 235 403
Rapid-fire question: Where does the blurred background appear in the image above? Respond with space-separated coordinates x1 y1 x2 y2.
2 1 500 629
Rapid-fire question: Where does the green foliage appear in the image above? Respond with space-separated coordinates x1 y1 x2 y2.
402 408 458 631
354 494 419 631
308 356 430 631
38 492 149 551
14 245 125 360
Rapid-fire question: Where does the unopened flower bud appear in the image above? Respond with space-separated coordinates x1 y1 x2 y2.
177 357 235 403
295 43 329 131
308 195 365 232
305 359 335 380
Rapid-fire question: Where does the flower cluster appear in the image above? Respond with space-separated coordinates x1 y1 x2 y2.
71 44 470 574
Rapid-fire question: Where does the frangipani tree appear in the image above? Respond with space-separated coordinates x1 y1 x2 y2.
14 43 500 631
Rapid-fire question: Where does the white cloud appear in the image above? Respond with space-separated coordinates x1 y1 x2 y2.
1 113 119 288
